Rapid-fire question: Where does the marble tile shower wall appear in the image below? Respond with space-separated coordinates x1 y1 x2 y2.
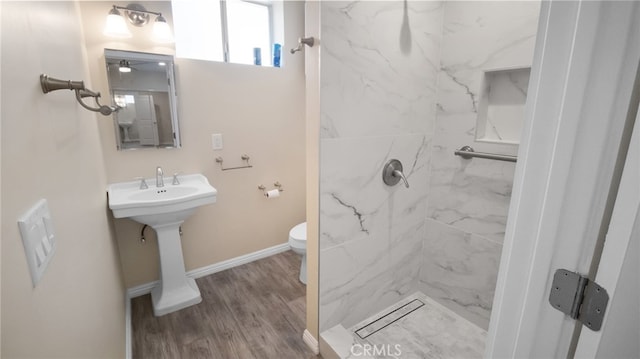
420 1 541 330
319 1 443 331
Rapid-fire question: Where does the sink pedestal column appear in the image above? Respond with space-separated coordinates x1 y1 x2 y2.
150 221 201 316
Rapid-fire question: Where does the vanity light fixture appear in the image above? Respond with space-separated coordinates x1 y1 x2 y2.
103 3 174 44
103 6 132 38
152 14 174 44
118 60 132 73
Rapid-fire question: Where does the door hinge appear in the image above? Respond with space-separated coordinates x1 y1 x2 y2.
549 269 609 331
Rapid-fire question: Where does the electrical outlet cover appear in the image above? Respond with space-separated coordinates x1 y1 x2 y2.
18 199 56 287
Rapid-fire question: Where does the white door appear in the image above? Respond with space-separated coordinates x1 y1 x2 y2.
486 1 640 357
573 94 640 358
135 94 159 146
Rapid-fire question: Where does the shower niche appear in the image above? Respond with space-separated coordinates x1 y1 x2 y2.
475 67 531 145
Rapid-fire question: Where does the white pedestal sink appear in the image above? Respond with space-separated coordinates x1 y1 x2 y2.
107 173 217 316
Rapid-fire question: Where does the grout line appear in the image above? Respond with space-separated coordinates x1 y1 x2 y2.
425 217 505 246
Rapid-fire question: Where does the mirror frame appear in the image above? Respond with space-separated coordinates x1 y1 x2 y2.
104 49 181 150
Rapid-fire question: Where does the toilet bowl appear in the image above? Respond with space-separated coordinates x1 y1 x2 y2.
118 120 134 142
288 222 307 285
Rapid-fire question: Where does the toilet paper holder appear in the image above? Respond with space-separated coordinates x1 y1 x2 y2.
258 182 284 197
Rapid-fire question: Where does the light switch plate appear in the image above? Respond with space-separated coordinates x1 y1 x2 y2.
18 199 56 287
211 133 223 150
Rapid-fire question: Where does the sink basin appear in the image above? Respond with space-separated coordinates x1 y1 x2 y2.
107 173 217 316
108 173 217 225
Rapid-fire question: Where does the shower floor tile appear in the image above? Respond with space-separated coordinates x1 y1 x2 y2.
349 292 486 358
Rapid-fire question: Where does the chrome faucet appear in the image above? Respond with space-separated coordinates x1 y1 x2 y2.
156 166 164 187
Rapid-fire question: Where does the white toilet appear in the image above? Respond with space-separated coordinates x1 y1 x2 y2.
288 222 307 285
119 120 134 142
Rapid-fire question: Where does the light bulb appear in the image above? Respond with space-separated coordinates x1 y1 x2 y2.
103 7 132 38
119 60 132 73
152 15 174 44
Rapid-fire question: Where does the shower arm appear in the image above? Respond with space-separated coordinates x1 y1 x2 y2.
40 74 119 116
290 37 315 54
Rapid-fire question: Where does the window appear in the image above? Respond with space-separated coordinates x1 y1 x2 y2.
172 0 284 67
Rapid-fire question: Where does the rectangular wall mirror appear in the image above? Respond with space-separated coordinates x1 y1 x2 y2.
104 49 180 150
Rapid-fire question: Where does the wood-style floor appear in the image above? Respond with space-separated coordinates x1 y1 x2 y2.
131 250 318 359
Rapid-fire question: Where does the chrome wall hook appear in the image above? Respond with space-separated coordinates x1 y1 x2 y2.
40 74 119 116
290 37 315 54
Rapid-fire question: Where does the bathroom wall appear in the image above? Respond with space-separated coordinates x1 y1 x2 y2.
319 1 443 332
420 1 540 330
78 1 306 288
1 2 125 357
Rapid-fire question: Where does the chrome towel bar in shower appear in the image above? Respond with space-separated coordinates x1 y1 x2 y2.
454 145 517 162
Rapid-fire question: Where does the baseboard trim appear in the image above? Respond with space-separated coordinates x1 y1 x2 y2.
303 329 320 355
125 293 132 359
127 280 159 298
187 242 291 279
126 242 291 298
125 242 291 357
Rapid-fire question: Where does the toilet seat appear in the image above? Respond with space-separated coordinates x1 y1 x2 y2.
289 222 307 250
288 222 307 285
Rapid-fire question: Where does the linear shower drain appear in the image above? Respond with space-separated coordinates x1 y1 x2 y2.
354 299 425 339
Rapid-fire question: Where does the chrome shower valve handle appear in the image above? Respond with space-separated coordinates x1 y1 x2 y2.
382 159 410 188
392 169 410 188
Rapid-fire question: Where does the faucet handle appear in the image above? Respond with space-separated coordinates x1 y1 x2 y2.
172 172 181 185
134 177 148 190
392 169 410 188
382 159 410 188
